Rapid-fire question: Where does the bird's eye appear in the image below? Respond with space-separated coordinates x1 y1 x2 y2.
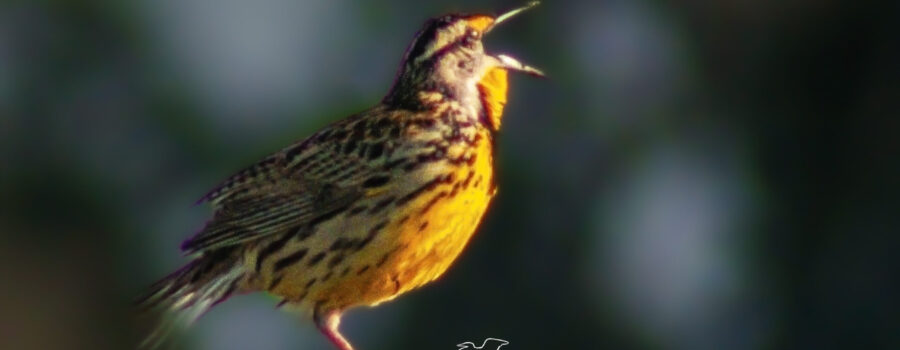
463 30 480 47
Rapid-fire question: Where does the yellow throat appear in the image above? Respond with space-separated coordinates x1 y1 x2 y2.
477 67 509 130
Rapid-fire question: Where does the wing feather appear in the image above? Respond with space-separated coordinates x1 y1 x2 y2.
181 121 383 253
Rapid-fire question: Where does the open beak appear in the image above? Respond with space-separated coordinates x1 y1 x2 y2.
476 1 545 77
496 54 544 77
485 1 541 34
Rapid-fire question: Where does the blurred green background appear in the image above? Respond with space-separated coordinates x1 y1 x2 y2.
1 0 897 349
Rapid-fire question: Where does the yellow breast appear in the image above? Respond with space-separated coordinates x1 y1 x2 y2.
306 128 496 310
388 129 496 291
477 67 509 130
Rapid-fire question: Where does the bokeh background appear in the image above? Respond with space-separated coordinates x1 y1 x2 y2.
1 0 897 349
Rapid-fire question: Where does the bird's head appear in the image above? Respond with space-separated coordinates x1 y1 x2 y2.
385 2 543 129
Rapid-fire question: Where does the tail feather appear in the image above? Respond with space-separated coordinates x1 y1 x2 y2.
136 253 245 349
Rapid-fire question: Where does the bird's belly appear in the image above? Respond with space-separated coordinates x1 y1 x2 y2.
259 126 497 312
312 147 497 310
309 176 493 310
387 167 495 294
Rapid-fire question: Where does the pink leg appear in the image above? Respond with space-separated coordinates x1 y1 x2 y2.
314 309 354 350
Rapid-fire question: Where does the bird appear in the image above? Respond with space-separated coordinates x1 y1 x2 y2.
457 338 510 350
137 2 543 349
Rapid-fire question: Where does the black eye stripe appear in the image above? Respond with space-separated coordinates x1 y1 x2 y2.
422 39 471 64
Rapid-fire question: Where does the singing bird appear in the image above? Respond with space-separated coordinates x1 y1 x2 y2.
138 3 543 349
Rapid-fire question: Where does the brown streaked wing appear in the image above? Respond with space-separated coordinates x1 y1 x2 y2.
196 153 288 206
181 185 361 253
182 121 388 253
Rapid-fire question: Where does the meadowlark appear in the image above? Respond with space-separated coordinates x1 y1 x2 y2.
138 2 543 349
